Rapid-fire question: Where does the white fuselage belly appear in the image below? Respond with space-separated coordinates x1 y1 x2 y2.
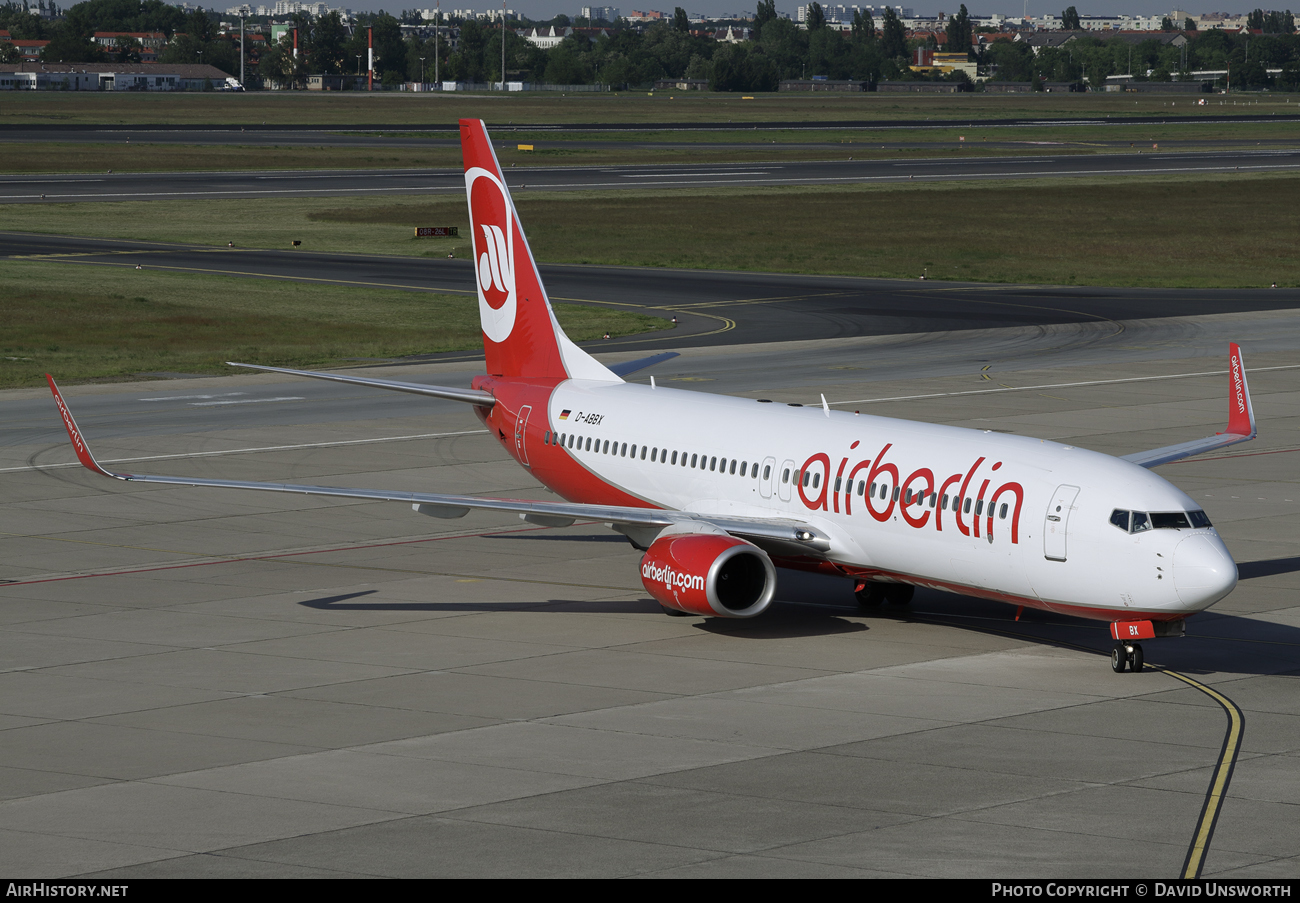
544 380 1236 620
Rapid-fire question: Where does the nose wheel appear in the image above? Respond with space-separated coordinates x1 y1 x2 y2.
1110 642 1144 673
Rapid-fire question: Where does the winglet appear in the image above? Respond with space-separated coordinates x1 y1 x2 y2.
1226 342 1255 438
46 375 122 480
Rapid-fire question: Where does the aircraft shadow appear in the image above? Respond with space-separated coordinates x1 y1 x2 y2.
292 561 1300 672
296 587 868 636
1237 556 1300 579
482 533 629 543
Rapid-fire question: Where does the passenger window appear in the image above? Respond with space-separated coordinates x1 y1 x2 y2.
719 457 726 472
585 437 592 451
629 444 636 457
975 500 983 516
1110 509 1130 531
691 454 698 468
812 473 820 489
764 465 772 481
622 443 628 457
710 456 717 471
730 460 737 475
857 481 865 496
892 486 900 502
1132 512 1151 533
881 485 888 500
930 493 937 508
963 498 972 514
1189 510 1213 528
603 440 610 454
671 451 677 464
641 446 647 460
904 489 912 504
999 503 1008 519
870 482 877 497
568 435 575 449
941 494 949 510
782 468 789 484
544 431 551 445
740 461 747 476
802 471 810 488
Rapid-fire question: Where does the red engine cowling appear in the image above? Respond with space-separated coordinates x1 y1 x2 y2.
640 532 777 618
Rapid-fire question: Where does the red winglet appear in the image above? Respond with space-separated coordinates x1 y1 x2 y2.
46 375 118 479
1226 343 1255 437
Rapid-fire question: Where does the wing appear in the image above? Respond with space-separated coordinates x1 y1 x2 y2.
46 375 830 555
1121 343 1257 469
225 362 496 407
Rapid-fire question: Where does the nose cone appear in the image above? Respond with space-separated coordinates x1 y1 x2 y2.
1174 533 1238 609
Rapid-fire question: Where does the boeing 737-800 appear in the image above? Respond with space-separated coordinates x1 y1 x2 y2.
48 118 1255 674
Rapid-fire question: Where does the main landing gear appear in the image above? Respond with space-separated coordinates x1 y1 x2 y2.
1111 641 1144 673
854 582 914 608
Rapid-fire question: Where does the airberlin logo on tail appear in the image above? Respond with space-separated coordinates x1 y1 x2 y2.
465 166 516 344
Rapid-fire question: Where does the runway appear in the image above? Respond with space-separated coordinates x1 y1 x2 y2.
2 313 1299 877
3 148 1299 202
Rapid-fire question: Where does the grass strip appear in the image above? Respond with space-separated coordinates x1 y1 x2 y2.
2 91 1298 127
0 259 661 388
5 172 1298 288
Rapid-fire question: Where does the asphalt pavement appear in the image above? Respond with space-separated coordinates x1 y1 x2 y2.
3 149 1299 202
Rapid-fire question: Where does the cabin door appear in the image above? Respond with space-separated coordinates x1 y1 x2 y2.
1043 484 1080 561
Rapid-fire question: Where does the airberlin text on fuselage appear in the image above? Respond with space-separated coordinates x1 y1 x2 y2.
641 560 705 593
797 442 1025 544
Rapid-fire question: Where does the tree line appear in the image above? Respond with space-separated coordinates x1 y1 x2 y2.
5 0 1300 93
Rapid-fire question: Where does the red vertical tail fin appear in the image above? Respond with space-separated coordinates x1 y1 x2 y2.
460 119 618 382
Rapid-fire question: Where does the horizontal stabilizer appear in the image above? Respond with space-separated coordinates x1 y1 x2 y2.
226 362 495 406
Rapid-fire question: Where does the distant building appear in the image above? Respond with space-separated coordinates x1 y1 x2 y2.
579 6 620 22
0 62 234 90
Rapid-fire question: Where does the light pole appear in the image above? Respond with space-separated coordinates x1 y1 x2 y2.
434 1 440 87
419 56 425 87
500 0 506 91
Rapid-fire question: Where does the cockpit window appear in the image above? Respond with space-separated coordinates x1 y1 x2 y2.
1113 509 1208 534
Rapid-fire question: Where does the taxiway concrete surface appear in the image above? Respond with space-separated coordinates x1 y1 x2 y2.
2 312 1298 877
3 149 1299 202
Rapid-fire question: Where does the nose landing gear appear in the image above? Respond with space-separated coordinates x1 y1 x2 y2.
1111 641 1144 673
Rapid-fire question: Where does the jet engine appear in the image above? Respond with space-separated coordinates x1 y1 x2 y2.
640 528 776 618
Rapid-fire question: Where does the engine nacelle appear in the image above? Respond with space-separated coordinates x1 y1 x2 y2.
640 530 776 618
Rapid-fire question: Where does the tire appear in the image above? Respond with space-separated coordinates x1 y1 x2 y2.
884 584 915 605
854 583 885 608
1111 644 1127 673
1130 643 1144 673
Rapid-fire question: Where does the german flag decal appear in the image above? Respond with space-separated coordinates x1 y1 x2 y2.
559 410 571 420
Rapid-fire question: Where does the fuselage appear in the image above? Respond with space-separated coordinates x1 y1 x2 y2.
475 374 1238 624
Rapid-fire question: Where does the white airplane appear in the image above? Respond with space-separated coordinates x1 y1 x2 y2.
48 119 1255 675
